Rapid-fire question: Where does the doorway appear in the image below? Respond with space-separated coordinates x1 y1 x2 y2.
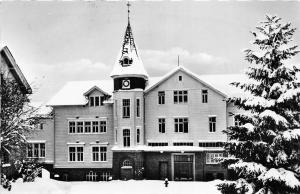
159 162 168 180
173 154 194 181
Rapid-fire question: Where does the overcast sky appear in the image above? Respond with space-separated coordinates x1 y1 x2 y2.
1 1 300 103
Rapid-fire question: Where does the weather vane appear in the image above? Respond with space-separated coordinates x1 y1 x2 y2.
127 1 131 22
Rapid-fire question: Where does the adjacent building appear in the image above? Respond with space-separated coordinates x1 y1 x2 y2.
27 9 245 181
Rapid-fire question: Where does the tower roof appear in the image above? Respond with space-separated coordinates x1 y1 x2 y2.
110 3 148 79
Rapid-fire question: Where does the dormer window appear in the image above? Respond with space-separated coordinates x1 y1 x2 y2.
120 56 133 67
89 96 106 107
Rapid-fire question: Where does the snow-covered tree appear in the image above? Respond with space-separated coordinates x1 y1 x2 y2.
0 76 39 188
218 15 300 194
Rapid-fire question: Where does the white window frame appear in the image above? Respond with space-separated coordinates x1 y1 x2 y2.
136 126 141 144
174 90 188 104
174 117 189 133
202 90 208 103
27 142 46 158
158 91 165 105
206 153 223 164
158 118 166 133
68 146 84 162
209 116 216 133
91 146 107 162
122 99 130 118
89 95 105 107
68 118 107 134
123 128 131 147
136 98 141 118
86 171 98 181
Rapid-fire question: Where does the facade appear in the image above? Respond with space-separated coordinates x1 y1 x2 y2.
27 11 245 181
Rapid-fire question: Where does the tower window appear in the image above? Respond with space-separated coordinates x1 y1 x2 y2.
122 99 130 118
179 76 182 81
137 128 140 144
123 129 130 147
136 99 140 117
121 57 132 67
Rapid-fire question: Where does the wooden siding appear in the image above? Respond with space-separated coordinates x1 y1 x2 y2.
53 90 114 168
26 118 54 164
144 70 228 145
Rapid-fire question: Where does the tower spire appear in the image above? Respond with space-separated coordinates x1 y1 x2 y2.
127 1 131 24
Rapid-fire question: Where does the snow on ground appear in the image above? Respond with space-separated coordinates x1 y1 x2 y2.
0 178 222 194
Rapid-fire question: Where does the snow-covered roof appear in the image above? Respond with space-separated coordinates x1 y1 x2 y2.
47 66 249 107
47 80 113 106
110 22 148 79
145 66 229 98
1 46 32 94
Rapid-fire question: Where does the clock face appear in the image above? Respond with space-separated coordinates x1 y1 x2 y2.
122 79 130 89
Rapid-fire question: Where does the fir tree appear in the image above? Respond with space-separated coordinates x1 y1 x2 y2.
218 15 300 194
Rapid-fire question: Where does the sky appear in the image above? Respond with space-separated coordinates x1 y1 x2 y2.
0 1 300 103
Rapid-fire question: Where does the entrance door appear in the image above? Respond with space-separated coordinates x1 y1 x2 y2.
173 155 194 181
159 162 168 180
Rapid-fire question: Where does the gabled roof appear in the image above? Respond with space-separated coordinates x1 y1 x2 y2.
0 46 32 94
47 80 113 106
46 67 247 107
144 66 228 98
83 85 111 96
110 22 148 79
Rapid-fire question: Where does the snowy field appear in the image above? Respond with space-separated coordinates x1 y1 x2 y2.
0 177 222 194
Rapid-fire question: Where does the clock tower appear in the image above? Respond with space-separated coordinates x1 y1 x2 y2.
111 3 147 150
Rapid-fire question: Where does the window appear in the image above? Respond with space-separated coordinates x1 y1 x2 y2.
69 146 83 162
92 146 107 162
77 121 84 133
174 118 189 133
148 142 168 146
86 171 98 181
92 121 99 133
234 116 242 126
199 142 225 147
136 99 140 117
100 121 106 133
158 118 165 133
209 117 216 132
94 96 99 106
158 91 165 104
173 142 193 146
100 96 105 106
202 90 208 103
27 143 45 158
122 160 132 167
137 128 140 144
206 153 223 164
90 96 105 107
174 90 188 104
115 129 118 143
90 96 95 106
123 129 130 147
122 99 130 118
85 121 91 133
69 121 76 133
179 75 182 81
